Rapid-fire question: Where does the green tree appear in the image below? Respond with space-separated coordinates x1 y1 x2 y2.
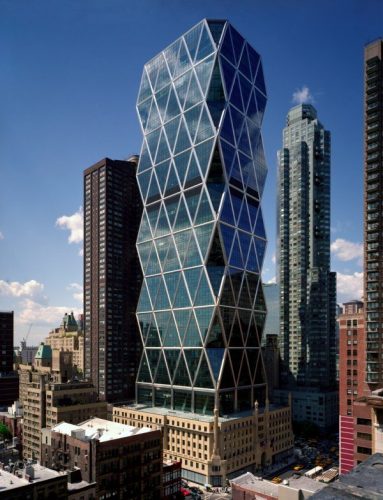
0 423 12 441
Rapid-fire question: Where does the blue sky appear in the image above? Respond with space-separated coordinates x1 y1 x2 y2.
0 0 381 344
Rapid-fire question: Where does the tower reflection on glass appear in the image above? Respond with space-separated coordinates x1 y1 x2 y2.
135 19 268 416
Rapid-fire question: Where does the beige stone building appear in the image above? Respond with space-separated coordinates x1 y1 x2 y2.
113 399 293 486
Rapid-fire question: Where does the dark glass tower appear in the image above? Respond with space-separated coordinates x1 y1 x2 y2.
135 19 268 416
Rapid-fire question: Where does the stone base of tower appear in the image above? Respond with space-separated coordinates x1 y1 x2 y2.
113 402 293 486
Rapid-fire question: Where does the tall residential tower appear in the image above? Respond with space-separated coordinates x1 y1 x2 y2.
114 19 293 486
277 104 337 429
84 157 142 402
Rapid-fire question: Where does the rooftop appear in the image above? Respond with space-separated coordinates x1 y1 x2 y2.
34 343 52 360
52 417 153 442
0 463 62 492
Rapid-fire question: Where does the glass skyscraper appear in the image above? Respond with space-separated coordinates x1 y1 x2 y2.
135 19 268 416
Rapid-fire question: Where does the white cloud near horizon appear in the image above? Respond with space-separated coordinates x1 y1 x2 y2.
336 271 363 303
67 283 83 303
56 207 83 244
292 85 314 104
18 299 82 326
0 279 46 302
0 231 4 240
331 238 363 262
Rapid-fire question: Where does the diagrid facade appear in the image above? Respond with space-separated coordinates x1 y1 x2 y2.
135 19 268 416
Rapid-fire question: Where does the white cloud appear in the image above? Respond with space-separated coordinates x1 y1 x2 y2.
271 253 276 264
56 207 83 244
336 271 363 303
331 238 363 262
18 299 81 326
265 276 276 284
0 231 4 240
292 85 314 104
0 279 46 302
67 283 83 303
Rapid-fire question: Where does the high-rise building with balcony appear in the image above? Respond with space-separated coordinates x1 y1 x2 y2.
115 18 293 487
83 157 142 402
276 104 338 429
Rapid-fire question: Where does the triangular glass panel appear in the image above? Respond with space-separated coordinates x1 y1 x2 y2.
173 308 191 337
220 109 235 146
165 350 180 382
195 270 214 306
220 28 235 65
247 274 260 309
206 227 225 266
137 281 152 312
137 96 152 131
146 275 161 308
254 283 266 313
230 75 244 113
254 354 265 385
163 313 180 347
164 195 179 228
219 223 235 261
207 266 224 297
183 312 203 347
174 150 191 187
229 313 243 347
137 69 152 104
239 73 252 113
238 352 252 386
146 170 161 203
195 307 214 340
155 352 171 384
155 160 170 196
146 128 161 163
194 352 214 388
155 130 171 164
238 199 252 233
247 348 258 377
229 25 245 66
184 22 203 62
174 195 191 231
246 314 258 348
207 20 225 45
165 87 181 123
206 61 225 127
164 116 180 153
255 237 266 270
219 353 235 388
137 352 152 383
255 88 267 126
195 105 214 144
239 151 252 188
137 312 152 343
246 240 258 273
253 137 267 197
184 350 202 384
164 240 179 274
155 55 171 92
137 241 152 274
184 232 202 267
255 63 267 97
220 192 235 226
255 208 266 239
194 189 214 225
164 39 181 78
155 311 171 345
164 162 180 196
146 320 161 347
155 86 170 123
137 140 152 174
184 152 202 188
164 272 180 305
147 98 161 133
230 188 242 224
238 274 252 309
195 23 214 62
146 349 160 378
195 54 215 96
206 348 224 382
138 210 152 243
230 268 243 305
238 43 252 81
238 309 251 341
184 104 202 144
194 223 213 261
174 229 191 266
174 70 192 110
254 312 266 344
219 56 236 100
183 267 202 304
238 231 251 266
247 44 260 82
174 117 192 155
155 203 171 237
174 273 191 308
247 89 258 124
229 237 243 268
175 39 191 78
137 169 152 203
229 106 244 146
238 122 251 157
194 138 214 178
247 197 259 231
207 182 224 214
184 186 201 222
147 202 160 236
230 349 242 383
174 353 191 386
220 274 235 306
229 154 243 189
184 72 203 110
155 236 170 270
146 57 160 89
146 241 161 275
